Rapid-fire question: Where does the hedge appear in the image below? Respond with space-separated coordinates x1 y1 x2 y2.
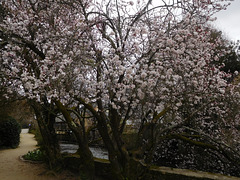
0 115 21 148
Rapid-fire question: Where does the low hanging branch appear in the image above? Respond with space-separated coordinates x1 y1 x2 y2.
182 126 240 159
55 100 78 129
163 133 240 166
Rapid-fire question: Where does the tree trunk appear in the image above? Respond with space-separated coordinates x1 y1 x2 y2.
77 97 147 179
55 100 95 179
30 100 62 169
97 116 144 180
75 132 95 180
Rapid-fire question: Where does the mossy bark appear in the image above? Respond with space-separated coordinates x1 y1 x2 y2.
77 97 148 180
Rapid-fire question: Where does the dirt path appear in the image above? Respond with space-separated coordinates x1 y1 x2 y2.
0 130 77 180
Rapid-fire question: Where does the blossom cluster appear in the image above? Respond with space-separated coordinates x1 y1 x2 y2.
0 0 239 144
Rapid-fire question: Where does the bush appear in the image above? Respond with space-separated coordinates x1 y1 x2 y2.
23 148 46 162
0 115 21 148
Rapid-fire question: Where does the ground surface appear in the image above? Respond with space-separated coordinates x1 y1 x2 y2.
0 129 78 180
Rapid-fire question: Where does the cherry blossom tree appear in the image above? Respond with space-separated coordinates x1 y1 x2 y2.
68 0 240 177
0 0 96 177
1 0 240 179
0 0 69 169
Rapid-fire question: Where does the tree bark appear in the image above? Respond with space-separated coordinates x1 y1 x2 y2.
29 100 62 169
55 100 95 180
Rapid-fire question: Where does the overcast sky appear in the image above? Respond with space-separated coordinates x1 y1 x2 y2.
213 0 240 42
150 0 240 42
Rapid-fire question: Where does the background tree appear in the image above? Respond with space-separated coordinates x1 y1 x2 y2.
210 29 240 80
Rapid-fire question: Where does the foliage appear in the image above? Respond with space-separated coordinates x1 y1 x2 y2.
210 30 240 76
0 115 21 148
23 148 46 162
30 127 44 148
220 49 240 74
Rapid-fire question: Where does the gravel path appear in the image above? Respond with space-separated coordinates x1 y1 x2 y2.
0 130 77 180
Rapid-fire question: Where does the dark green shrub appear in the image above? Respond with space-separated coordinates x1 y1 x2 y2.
0 115 21 148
